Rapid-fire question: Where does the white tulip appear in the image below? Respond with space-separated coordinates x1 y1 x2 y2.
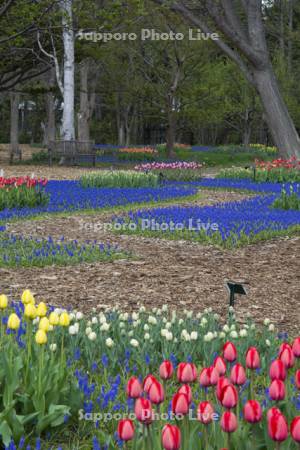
161 329 168 337
139 306 146 313
105 338 114 347
144 324 150 331
223 324 230 333
100 323 110 332
191 331 198 340
88 332 97 341
219 332 226 339
119 322 125 329
69 325 78 335
128 330 134 337
230 331 238 339
132 312 139 321
178 319 184 325
50 343 57 352
239 329 248 337
144 333 150 340
165 322 172 329
162 304 168 312
92 317 98 324
85 327 92 335
76 311 83 320
264 318 271 326
265 339 271 347
130 339 139 347
268 324 275 332
166 331 173 341
204 332 214 342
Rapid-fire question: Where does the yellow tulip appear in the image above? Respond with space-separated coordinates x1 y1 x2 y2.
35 329 47 345
24 303 37 319
21 289 35 305
7 313 20 330
49 312 59 326
0 294 8 309
59 312 70 327
39 317 50 332
36 302 47 317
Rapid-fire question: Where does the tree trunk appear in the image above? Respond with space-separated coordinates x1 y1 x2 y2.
61 0 75 140
166 109 176 158
288 0 293 74
9 91 20 164
252 66 300 158
78 60 90 141
45 67 56 147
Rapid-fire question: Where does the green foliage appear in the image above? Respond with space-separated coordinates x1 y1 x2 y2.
0 186 49 211
272 185 300 210
217 167 300 182
80 170 159 188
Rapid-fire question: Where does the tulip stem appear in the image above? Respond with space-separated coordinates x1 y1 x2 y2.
275 443 281 450
227 433 231 450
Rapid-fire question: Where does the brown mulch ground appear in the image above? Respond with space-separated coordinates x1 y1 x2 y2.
3 186 300 335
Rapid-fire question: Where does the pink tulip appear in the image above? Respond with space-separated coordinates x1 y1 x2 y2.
177 384 192 404
243 400 262 423
223 342 237 362
292 338 300 357
279 344 295 368
177 362 197 383
267 408 288 442
219 384 238 409
291 417 300 443
159 360 174 380
269 359 287 381
230 364 247 386
216 377 231 401
197 401 214 424
148 379 164 405
126 377 142 399
134 398 153 424
162 424 181 450
117 419 135 441
269 379 286 401
245 347 260 370
199 367 219 387
220 411 238 433
213 356 227 376
171 393 189 415
295 370 300 389
143 374 157 393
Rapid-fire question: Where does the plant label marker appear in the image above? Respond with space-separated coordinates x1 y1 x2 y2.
225 281 248 307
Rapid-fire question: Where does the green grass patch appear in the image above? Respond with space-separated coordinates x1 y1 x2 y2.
80 170 159 188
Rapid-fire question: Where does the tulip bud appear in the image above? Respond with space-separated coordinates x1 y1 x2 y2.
162 424 181 450
216 377 230 401
39 317 50 332
220 411 238 433
245 347 260 369
143 374 157 393
36 302 47 317
292 338 300 358
35 329 47 345
243 400 262 423
21 289 35 305
267 408 288 442
230 364 247 386
222 342 237 362
148 379 164 405
219 384 238 409
269 379 285 401
159 360 174 380
117 419 135 442
49 312 59 326
279 344 295 368
213 356 227 376
0 294 8 309
177 384 192 404
134 398 153 424
59 312 70 327
126 377 142 399
177 362 197 383
269 359 286 381
291 416 300 443
197 401 214 424
7 313 20 330
24 303 37 319
171 393 189 415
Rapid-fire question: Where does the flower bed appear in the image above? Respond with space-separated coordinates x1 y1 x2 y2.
80 170 159 188
272 185 300 211
0 234 126 267
134 162 203 181
217 158 300 183
2 292 300 449
0 176 49 210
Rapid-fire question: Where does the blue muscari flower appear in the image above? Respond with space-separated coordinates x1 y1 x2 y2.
18 437 25 449
145 353 151 365
92 436 101 450
84 400 94 414
101 354 109 368
74 348 81 360
91 361 98 372
35 438 41 450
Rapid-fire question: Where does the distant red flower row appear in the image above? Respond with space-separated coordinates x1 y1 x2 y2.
255 156 300 170
0 177 48 189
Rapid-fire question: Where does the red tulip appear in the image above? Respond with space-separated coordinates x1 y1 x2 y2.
197 401 214 424
134 398 153 424
269 359 287 381
269 379 286 401
171 393 189 415
292 338 300 358
230 364 247 386
295 370 300 389
220 411 238 433
143 374 157 393
213 356 227 376
245 347 260 370
117 419 135 441
216 377 231 401
162 424 181 450
126 377 142 399
223 342 237 362
219 384 238 409
243 400 262 423
177 384 192 404
177 362 197 383
279 344 295 368
199 367 219 387
291 417 300 443
159 360 174 380
267 408 288 442
148 379 164 405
